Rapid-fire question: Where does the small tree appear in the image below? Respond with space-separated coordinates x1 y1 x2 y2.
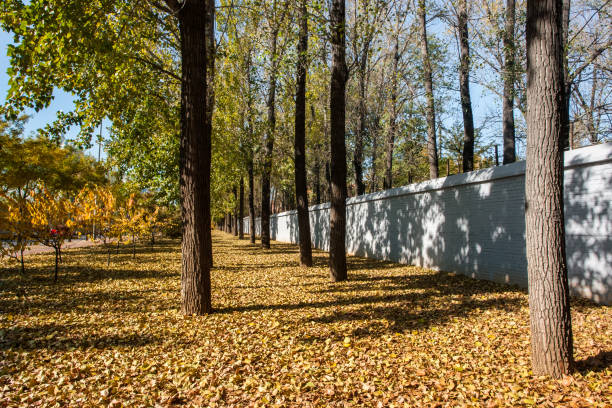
0 192 32 273
28 187 77 281
117 194 145 259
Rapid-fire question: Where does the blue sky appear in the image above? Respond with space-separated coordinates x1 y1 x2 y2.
1 21 505 164
0 29 105 159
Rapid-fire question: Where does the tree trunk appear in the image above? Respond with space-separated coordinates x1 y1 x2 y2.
560 0 571 151
314 159 321 205
20 247 24 274
525 0 573 377
239 176 245 239
178 0 212 315
261 27 279 250
418 0 439 179
295 0 313 267
248 157 256 243
384 34 400 190
54 247 59 282
233 186 238 236
354 55 368 196
503 0 516 164
205 0 215 267
329 0 348 282
370 114 379 192
458 0 475 173
588 67 598 144
133 233 136 258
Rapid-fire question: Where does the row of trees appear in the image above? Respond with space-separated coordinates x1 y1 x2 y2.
1 184 166 280
0 119 171 279
1 0 608 377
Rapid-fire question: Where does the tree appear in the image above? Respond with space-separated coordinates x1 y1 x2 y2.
329 0 348 282
417 0 439 179
28 187 77 282
456 0 475 172
260 0 287 250
502 0 517 164
525 0 573 377
294 0 313 267
173 0 213 315
0 192 31 274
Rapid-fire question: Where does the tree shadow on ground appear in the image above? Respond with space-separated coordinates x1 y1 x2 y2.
575 351 612 374
0 323 159 351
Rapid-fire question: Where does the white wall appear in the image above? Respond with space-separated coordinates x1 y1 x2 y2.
244 143 612 305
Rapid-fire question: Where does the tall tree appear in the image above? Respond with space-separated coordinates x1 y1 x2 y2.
418 0 439 179
205 0 216 267
239 176 244 239
525 0 573 377
329 0 348 281
248 154 256 243
502 0 517 164
176 0 213 315
261 1 283 249
294 0 313 266
457 0 475 172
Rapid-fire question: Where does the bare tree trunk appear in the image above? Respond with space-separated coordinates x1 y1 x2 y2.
178 0 212 315
295 0 313 266
418 0 439 179
261 26 279 249
588 67 598 144
205 0 215 267
233 186 238 236
560 0 571 151
325 161 331 202
525 0 573 377
20 246 24 274
239 176 244 239
354 53 368 196
384 34 400 190
54 247 59 282
248 157 256 243
329 0 348 282
503 0 516 164
370 114 379 192
458 0 475 173
314 159 321 205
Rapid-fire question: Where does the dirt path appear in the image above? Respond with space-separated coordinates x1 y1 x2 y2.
22 239 103 256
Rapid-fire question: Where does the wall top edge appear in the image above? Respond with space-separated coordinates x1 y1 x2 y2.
264 142 612 218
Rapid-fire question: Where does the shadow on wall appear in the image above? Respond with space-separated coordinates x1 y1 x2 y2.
251 143 612 305
564 148 612 304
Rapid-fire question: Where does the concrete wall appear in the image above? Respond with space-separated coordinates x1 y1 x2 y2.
244 142 612 305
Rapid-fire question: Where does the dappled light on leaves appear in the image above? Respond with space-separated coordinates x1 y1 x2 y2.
1 231 610 406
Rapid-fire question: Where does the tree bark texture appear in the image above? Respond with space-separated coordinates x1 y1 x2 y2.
239 176 244 239
261 27 279 249
248 156 256 243
354 51 368 196
384 35 400 190
525 0 573 377
503 0 517 164
178 0 212 315
329 0 348 281
233 186 238 236
458 0 475 173
560 0 571 151
205 0 215 267
295 0 313 266
418 0 439 179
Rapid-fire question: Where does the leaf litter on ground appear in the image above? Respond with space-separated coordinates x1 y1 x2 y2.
0 231 610 407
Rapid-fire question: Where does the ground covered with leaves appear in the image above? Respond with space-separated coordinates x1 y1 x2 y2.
1 231 610 407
